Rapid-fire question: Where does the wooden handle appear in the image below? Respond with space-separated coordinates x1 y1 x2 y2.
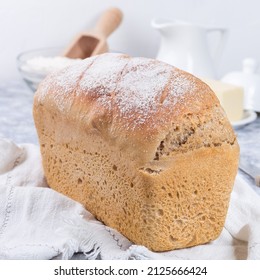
94 7 123 38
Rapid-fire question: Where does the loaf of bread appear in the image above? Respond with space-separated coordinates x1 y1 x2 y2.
33 53 239 252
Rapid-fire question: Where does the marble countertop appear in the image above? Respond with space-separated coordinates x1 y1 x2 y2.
0 81 37 144
1 80 260 195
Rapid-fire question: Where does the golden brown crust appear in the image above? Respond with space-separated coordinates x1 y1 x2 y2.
33 53 239 251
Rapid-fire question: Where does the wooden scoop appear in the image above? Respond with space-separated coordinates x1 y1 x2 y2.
63 7 123 59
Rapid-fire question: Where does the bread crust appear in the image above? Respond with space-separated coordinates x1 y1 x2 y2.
33 53 239 251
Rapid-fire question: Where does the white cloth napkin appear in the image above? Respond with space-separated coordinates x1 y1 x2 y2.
0 138 259 260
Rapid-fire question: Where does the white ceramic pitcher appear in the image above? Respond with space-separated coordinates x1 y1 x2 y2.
152 19 228 79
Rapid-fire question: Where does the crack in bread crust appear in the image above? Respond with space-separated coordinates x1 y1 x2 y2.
154 106 236 160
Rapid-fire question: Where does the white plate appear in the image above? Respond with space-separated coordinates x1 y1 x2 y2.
232 110 257 129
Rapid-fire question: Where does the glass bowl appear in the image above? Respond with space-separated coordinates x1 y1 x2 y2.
17 47 80 92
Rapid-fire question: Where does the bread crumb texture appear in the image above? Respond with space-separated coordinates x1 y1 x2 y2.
34 53 239 252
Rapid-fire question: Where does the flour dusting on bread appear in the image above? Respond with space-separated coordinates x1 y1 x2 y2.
38 53 202 131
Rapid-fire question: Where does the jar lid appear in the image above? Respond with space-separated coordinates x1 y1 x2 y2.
221 58 260 112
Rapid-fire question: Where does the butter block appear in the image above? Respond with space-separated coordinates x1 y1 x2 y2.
201 78 244 122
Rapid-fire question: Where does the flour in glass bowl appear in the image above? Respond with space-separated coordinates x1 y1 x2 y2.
21 56 82 75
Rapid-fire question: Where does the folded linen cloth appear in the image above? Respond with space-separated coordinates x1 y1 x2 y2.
0 138 259 260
